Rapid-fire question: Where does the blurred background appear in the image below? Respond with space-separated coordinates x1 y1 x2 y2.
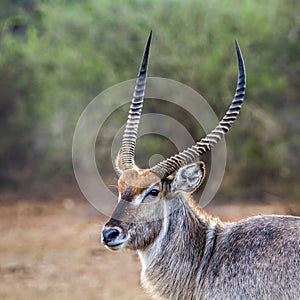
0 0 299 299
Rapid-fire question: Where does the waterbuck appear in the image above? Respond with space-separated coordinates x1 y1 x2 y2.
101 31 300 299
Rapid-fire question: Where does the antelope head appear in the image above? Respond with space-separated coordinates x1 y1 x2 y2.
101 31 246 251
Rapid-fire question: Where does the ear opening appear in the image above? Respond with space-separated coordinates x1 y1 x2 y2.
170 161 206 194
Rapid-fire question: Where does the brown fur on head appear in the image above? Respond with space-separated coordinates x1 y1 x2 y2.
103 159 206 251
118 168 160 197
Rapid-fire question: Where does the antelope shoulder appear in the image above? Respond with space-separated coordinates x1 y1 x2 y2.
201 215 300 299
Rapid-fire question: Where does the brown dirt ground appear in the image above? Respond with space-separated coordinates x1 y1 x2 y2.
0 195 298 300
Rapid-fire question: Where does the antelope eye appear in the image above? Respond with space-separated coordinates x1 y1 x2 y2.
148 189 159 197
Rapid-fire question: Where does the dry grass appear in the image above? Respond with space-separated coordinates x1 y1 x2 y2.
0 195 298 300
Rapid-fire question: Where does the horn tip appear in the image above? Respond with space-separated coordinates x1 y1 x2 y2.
146 30 153 46
234 39 241 55
234 39 246 74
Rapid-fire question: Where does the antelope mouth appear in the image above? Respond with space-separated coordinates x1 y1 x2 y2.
104 238 129 251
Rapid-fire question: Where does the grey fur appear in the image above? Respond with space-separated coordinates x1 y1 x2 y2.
102 164 300 300
101 33 299 299
138 194 300 300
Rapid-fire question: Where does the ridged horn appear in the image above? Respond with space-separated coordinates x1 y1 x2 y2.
151 40 246 178
120 30 152 170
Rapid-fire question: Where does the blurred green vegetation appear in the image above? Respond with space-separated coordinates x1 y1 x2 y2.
0 0 299 199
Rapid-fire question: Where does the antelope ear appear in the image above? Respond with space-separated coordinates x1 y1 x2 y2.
170 162 206 194
114 150 123 176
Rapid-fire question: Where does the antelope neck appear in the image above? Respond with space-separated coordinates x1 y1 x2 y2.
138 194 220 299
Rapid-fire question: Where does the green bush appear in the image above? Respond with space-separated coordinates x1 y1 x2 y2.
0 0 299 199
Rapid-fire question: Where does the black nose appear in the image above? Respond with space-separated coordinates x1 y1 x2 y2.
102 227 121 245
